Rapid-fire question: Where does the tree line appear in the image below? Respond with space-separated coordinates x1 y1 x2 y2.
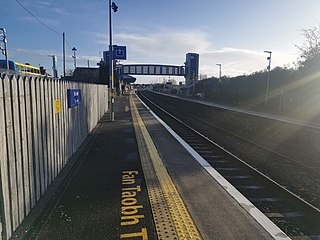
194 25 320 122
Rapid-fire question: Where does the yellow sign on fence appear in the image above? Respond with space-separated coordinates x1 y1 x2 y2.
54 100 61 114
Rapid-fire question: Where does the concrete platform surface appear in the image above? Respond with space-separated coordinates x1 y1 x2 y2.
15 93 277 240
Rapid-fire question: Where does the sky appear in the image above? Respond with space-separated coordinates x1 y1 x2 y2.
1 0 320 83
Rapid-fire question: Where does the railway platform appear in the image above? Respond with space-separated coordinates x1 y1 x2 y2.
15 92 281 239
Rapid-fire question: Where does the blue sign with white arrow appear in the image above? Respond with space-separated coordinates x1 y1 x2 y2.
113 45 127 60
67 89 81 108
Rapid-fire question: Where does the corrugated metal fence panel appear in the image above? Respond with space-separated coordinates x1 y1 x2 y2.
47 79 54 184
52 79 58 179
69 81 76 156
24 77 36 210
61 81 67 168
0 75 12 239
3 75 20 231
12 76 24 225
41 78 48 193
29 78 39 203
43 78 50 190
18 77 30 217
0 75 108 240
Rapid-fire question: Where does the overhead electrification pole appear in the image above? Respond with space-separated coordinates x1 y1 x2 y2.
264 50 272 105
109 0 118 122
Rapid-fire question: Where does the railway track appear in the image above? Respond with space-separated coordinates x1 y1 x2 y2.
138 90 320 239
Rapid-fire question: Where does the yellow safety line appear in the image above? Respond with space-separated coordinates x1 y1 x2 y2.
130 94 202 240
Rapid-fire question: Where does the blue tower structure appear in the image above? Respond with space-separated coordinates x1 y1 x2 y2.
185 53 199 89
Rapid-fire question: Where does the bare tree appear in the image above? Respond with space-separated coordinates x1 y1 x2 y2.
66 68 74 76
296 25 320 69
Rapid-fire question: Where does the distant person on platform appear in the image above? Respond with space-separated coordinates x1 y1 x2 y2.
121 84 126 94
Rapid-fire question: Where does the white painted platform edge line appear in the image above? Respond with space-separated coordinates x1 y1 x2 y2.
136 94 291 240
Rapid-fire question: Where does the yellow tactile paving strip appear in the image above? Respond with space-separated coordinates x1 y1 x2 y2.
130 94 202 240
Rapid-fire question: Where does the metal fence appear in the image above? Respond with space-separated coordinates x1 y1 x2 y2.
0 74 108 239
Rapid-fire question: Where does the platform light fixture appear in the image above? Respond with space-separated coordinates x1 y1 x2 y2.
48 55 58 78
111 2 118 12
216 63 221 82
72 47 77 69
264 51 272 105
108 1 118 122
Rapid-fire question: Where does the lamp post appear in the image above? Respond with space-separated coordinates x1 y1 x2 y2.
72 47 77 69
264 51 272 105
216 63 221 81
48 55 58 78
0 28 9 72
63 32 66 78
109 0 118 122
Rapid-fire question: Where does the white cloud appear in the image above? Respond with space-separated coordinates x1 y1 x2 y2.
116 30 211 58
16 48 59 57
52 8 69 16
201 48 298 77
33 1 69 15
15 48 100 70
21 16 61 27
92 29 298 80
35 1 51 7
93 29 211 62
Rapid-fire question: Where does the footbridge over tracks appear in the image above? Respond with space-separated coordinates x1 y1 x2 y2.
121 64 185 76
111 52 199 86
